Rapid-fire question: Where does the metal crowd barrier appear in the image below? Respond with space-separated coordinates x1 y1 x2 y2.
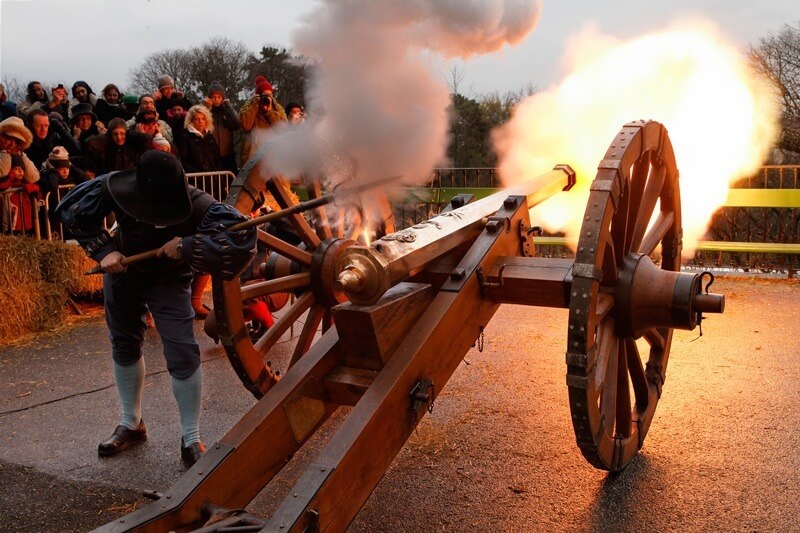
1 187 44 239
0 170 237 242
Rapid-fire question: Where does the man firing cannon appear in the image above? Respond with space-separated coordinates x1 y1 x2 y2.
56 151 257 466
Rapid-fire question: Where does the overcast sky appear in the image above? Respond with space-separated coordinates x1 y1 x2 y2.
1 0 797 98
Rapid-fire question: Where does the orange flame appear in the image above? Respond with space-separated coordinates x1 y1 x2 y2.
493 20 780 255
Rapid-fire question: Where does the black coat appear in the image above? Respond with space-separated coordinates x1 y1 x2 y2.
177 130 222 173
25 120 81 169
83 131 151 174
94 99 131 125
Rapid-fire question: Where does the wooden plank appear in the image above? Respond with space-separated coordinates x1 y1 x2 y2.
324 367 378 407
485 256 573 308
100 331 343 532
333 283 435 370
265 190 528 532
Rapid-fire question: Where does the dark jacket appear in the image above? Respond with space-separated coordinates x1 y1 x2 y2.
156 93 193 121
55 176 256 281
84 130 151 174
177 129 222 174
25 121 81 170
94 99 132 125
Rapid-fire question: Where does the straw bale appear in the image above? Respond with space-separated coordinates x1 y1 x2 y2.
0 236 43 286
0 281 66 340
37 240 103 295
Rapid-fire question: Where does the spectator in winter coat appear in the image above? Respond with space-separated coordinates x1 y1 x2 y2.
71 103 105 148
178 105 221 174
126 95 173 143
203 82 239 174
153 75 192 121
238 76 287 165
0 117 39 184
0 154 41 233
0 119 40 233
95 84 131 125
25 109 81 169
15 81 49 120
37 146 88 229
68 80 98 118
0 84 17 121
84 118 150 174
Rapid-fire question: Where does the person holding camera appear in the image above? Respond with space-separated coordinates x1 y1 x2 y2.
237 75 287 165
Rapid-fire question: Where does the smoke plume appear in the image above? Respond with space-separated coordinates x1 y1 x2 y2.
263 0 542 189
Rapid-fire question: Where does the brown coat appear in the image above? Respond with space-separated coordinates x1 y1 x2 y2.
237 97 287 164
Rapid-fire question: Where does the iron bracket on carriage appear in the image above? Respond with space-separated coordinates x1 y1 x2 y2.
98 120 725 532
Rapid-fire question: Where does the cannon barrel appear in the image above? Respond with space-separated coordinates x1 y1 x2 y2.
335 165 576 304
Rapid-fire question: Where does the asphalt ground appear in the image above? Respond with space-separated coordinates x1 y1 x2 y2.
1 276 798 532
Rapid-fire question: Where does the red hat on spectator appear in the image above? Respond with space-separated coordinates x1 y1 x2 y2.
254 76 273 94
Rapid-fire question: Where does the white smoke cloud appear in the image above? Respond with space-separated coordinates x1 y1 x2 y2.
262 0 542 189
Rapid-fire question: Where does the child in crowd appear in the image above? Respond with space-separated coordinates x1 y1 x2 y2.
0 154 40 233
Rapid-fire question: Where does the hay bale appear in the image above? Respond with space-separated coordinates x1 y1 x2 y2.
0 281 66 340
37 240 104 295
0 236 43 286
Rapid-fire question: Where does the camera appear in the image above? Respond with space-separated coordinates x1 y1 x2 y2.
259 94 272 106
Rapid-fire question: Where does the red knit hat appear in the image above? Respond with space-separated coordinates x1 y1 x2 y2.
254 76 273 94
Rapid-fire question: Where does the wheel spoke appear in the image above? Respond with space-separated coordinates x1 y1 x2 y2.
631 164 666 252
322 310 335 333
257 229 313 266
615 338 633 438
601 239 619 286
595 292 614 322
241 272 311 301
623 153 651 255
266 178 322 248
638 212 675 256
644 328 667 351
599 334 620 431
344 218 363 241
307 181 333 240
289 304 326 368
625 337 649 411
594 318 617 392
254 291 314 355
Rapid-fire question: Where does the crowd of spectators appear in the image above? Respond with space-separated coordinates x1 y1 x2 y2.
0 75 306 237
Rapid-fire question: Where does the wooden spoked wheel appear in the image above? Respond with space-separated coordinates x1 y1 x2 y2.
566 120 682 471
213 174 396 399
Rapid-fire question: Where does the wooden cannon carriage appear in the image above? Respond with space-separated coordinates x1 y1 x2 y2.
100 120 725 532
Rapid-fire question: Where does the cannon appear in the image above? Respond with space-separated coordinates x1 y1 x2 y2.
100 120 725 532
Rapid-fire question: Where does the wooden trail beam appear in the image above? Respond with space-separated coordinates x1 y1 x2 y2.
264 195 530 531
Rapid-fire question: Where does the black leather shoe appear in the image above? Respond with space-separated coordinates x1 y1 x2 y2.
181 438 207 466
98 421 147 457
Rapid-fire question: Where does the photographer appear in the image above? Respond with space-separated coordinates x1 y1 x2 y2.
237 76 286 165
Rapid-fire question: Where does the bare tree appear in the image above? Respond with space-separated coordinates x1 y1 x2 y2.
445 63 466 95
748 21 800 153
188 37 255 106
127 48 196 100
